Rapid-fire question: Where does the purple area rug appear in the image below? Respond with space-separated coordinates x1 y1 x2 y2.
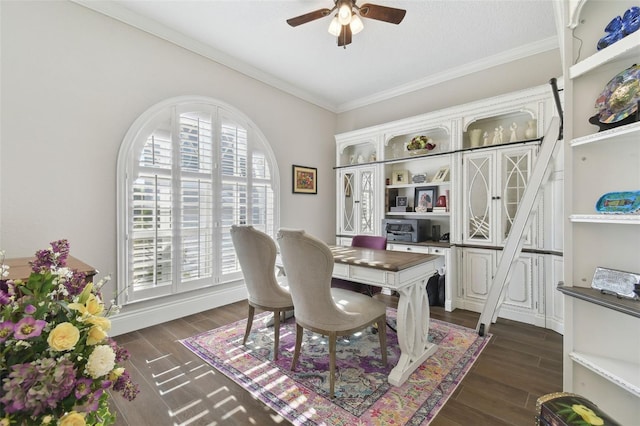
180 308 490 425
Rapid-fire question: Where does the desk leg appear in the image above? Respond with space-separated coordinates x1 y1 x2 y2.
388 278 438 386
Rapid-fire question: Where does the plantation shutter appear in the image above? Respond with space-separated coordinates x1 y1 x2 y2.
120 98 279 304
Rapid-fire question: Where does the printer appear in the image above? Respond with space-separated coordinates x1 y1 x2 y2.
382 218 431 243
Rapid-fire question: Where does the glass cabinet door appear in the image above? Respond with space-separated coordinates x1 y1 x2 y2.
463 146 536 246
464 152 494 244
341 170 356 234
499 147 534 245
358 168 375 235
338 166 377 237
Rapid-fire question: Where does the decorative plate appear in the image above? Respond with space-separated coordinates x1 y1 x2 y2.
595 191 640 214
594 64 640 124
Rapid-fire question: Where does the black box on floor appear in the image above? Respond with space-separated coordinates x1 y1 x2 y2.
536 392 622 426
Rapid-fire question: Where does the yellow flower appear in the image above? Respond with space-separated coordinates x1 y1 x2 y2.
0 415 10 426
41 415 53 424
85 315 111 331
572 404 604 426
109 367 125 381
69 294 104 317
86 325 108 345
59 411 86 426
47 322 80 351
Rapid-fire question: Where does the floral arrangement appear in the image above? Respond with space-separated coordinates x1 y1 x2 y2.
0 240 139 425
407 135 436 151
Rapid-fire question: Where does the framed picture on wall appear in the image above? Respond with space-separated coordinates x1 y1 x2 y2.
292 165 317 194
414 186 437 212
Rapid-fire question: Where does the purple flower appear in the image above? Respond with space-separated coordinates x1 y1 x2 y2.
109 339 131 363
0 280 12 305
24 304 36 315
13 317 47 339
113 371 140 402
31 239 70 273
0 358 76 416
63 271 88 297
78 388 103 413
0 320 14 343
74 378 93 399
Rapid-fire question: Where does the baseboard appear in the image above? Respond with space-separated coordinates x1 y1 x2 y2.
109 284 247 336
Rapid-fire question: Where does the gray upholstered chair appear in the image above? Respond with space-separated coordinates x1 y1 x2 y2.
276 228 387 398
230 225 294 360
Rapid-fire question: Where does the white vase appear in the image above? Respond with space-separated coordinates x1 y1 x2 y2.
525 120 537 139
469 129 482 147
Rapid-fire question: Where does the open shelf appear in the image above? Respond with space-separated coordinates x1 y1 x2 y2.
569 30 640 79
570 122 640 147
569 351 640 398
569 214 640 224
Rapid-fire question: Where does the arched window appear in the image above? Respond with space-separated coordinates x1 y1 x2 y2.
116 96 279 304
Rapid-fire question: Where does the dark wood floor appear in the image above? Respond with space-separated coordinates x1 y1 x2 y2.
109 297 563 425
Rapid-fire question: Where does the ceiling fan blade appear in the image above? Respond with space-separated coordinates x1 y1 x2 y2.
358 3 406 24
337 24 352 47
286 8 332 27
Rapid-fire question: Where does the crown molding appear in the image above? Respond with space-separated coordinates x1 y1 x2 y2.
336 36 559 113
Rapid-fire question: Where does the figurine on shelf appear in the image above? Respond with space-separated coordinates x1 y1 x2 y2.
492 125 504 145
509 122 518 142
482 131 489 146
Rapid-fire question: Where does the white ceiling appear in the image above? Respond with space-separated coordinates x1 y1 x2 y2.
77 0 560 112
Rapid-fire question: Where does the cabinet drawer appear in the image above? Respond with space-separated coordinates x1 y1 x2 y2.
388 243 430 254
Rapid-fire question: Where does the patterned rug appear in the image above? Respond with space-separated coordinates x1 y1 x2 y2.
180 308 490 425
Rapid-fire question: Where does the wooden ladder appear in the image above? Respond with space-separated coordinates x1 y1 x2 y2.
476 79 563 336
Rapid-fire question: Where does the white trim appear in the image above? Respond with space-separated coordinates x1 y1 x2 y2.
110 282 247 336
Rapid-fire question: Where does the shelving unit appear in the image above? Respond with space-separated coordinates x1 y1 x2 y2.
335 83 562 327
562 1 640 423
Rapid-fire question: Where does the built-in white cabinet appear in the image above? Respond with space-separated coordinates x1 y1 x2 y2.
335 82 563 329
460 247 544 326
561 0 640 423
462 144 538 247
337 165 379 240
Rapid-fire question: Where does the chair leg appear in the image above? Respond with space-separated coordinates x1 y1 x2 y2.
243 305 255 345
273 309 281 361
377 317 388 365
329 332 337 398
291 323 303 371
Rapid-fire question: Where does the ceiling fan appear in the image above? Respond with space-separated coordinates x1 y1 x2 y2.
286 0 406 48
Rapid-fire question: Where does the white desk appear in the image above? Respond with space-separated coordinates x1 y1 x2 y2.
329 245 445 386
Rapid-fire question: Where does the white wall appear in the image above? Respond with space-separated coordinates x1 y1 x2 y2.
0 0 336 324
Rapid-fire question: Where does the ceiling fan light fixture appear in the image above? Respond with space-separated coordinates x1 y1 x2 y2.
350 14 364 34
337 1 352 25
328 16 342 36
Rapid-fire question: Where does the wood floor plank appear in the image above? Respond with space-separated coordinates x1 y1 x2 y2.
110 302 562 425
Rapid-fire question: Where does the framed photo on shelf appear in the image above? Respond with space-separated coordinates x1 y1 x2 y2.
431 167 450 183
392 170 409 185
396 196 408 207
292 165 317 194
414 186 437 213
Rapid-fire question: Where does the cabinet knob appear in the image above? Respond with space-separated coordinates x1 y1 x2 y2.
491 196 501 200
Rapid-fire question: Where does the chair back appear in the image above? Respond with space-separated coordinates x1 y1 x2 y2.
230 225 291 308
351 235 387 250
277 229 355 329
